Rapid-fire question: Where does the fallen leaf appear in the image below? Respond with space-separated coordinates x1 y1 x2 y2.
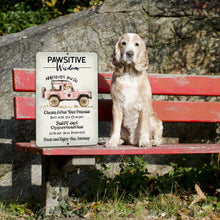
179 213 190 220
189 184 206 207
195 184 206 200
181 208 190 215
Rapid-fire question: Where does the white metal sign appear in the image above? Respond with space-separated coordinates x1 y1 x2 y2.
36 52 98 147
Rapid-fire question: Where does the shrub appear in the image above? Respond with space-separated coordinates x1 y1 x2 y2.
0 0 104 35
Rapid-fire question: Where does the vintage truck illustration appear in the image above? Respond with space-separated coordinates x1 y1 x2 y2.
42 80 92 107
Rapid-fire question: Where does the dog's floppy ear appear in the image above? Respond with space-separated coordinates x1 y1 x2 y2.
111 37 123 71
135 40 149 72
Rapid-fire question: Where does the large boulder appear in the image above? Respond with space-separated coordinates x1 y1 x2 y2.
0 0 219 200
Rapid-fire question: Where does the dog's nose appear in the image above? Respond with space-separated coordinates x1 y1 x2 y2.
126 50 134 57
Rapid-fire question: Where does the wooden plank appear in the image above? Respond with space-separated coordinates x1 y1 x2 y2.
148 74 220 96
98 73 112 93
14 96 220 122
153 101 220 122
15 142 220 155
13 69 220 96
13 69 36 92
14 97 36 120
13 68 112 93
97 73 220 96
14 97 112 121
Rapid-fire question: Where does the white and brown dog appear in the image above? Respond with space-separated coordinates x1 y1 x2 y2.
105 33 163 148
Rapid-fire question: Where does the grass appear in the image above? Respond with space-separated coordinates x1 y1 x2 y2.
0 156 219 219
0 198 38 219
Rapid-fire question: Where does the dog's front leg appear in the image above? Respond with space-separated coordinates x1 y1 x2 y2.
105 102 123 148
138 108 152 148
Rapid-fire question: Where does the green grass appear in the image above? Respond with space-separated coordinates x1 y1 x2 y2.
1 156 219 219
0 198 37 219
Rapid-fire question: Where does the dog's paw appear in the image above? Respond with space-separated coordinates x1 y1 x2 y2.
105 138 119 148
151 137 163 146
138 137 152 148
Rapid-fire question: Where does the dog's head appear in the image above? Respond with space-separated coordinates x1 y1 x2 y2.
111 33 149 72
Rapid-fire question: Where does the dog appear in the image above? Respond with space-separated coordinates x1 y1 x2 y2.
105 33 163 148
63 83 72 93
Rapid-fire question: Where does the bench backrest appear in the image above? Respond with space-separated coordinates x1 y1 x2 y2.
13 69 220 123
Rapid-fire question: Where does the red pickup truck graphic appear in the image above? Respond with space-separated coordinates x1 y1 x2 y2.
42 80 92 107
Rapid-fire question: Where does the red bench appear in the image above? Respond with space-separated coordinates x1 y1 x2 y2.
13 68 220 213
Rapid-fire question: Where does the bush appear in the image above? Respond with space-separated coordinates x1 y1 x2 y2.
0 0 104 35
49 156 220 219
0 2 51 35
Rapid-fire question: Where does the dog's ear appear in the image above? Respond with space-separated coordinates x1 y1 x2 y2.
111 37 123 71
135 40 149 72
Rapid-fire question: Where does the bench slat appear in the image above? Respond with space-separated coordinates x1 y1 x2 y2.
153 101 220 122
12 69 112 93
14 97 36 120
15 142 220 155
14 96 220 122
13 69 220 96
13 69 36 92
149 74 220 96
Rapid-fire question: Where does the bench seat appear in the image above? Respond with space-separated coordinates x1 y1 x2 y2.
15 142 220 155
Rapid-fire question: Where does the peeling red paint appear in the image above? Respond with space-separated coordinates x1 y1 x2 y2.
15 143 220 155
13 69 220 96
14 97 220 122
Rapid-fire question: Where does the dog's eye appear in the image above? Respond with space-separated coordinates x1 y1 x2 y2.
135 43 139 46
121 41 126 46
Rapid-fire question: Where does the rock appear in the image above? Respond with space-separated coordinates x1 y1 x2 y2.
0 0 219 200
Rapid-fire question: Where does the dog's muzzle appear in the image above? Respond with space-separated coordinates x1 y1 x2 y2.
124 50 135 64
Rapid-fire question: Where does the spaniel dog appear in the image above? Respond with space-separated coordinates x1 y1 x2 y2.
105 33 163 148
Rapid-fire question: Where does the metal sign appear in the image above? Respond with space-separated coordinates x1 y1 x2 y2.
36 52 98 147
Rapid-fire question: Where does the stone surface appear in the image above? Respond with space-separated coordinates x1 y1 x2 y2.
0 0 219 200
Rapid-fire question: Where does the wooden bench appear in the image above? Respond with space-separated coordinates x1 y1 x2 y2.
13 68 220 213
